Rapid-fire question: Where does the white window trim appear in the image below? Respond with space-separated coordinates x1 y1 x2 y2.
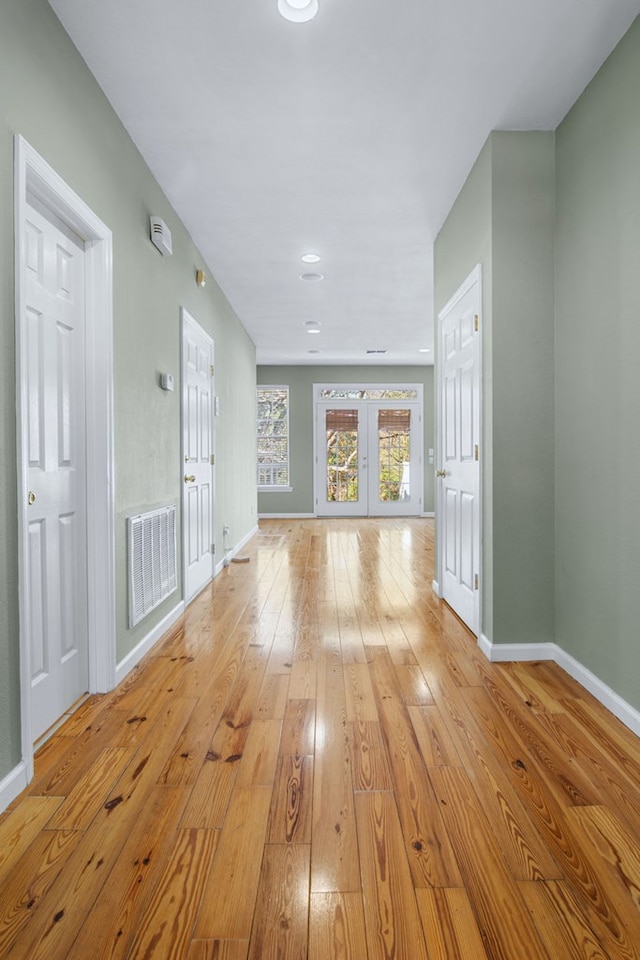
257 384 290 489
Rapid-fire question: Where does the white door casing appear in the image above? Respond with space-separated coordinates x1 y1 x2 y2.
181 309 215 602
15 136 115 777
314 393 423 517
435 265 481 635
23 202 89 740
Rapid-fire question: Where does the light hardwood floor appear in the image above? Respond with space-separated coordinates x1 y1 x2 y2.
1 518 640 959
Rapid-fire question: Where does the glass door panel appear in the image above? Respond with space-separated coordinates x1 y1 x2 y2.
376 408 411 503
367 403 421 516
326 408 359 503
316 404 366 516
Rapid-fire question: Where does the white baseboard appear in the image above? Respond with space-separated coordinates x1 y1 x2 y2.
215 523 260 575
258 513 316 519
0 760 29 813
421 512 435 518
555 646 640 738
478 635 640 737
479 635 556 662
115 600 185 685
431 579 441 597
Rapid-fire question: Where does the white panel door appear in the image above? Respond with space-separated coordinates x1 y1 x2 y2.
182 311 214 602
24 201 88 740
437 267 480 634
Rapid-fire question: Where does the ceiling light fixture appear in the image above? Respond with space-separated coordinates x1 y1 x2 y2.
418 348 431 353
301 253 320 263
278 0 319 23
300 272 324 282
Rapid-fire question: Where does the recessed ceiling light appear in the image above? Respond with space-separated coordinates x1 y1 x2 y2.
303 320 321 326
418 348 431 353
307 328 320 334
278 0 319 23
300 272 324 282
301 253 320 264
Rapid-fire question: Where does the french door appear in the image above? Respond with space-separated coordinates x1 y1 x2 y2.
315 401 422 517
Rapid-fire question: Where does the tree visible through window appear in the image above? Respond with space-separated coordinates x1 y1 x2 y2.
257 386 289 487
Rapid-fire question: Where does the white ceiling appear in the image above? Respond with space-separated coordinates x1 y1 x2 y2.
49 0 640 366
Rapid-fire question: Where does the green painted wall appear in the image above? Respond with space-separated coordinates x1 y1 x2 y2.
491 132 555 645
555 18 640 708
257 366 435 515
0 0 256 781
434 131 555 647
435 16 640 715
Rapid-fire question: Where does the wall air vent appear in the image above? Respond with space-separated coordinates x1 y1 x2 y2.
150 216 173 256
366 349 387 354
128 505 177 627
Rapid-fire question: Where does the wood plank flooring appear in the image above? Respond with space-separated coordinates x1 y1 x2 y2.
1 517 640 959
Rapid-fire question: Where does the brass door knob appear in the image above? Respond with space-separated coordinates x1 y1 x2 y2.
184 474 196 484
436 469 447 478
28 491 36 505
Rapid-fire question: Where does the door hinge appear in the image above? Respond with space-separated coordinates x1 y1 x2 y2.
211 543 215 554
210 364 215 377
210 453 215 465
474 314 479 332
475 574 479 590
475 444 479 461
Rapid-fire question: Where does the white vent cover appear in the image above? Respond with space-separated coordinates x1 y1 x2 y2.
150 216 173 256
128 505 177 627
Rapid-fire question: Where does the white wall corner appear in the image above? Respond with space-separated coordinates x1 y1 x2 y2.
0 761 29 814
115 601 185 686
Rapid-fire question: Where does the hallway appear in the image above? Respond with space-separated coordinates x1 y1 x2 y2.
1 518 639 959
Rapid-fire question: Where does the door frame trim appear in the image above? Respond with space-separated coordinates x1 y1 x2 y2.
15 136 115 778
434 264 483 635
180 307 215 603
313 383 424 517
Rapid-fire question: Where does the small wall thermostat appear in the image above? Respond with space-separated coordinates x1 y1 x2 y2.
160 373 174 392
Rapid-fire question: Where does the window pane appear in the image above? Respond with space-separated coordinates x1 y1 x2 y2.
257 387 289 486
325 409 359 502
320 388 417 400
377 408 411 502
